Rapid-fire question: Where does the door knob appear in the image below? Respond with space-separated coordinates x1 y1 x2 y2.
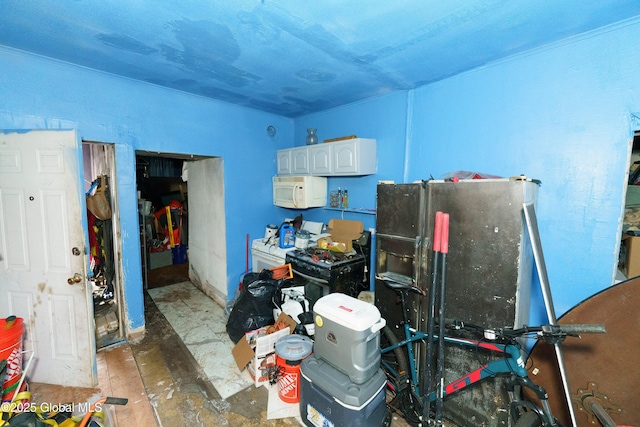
67 273 83 285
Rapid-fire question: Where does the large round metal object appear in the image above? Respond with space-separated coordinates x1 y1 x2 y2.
524 277 640 426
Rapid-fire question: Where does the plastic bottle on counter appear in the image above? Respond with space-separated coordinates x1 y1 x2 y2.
343 188 348 209
280 223 295 248
337 187 343 209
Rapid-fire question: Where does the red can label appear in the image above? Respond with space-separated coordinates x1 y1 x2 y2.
278 371 299 403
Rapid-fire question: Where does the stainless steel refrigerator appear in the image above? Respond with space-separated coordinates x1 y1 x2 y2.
375 178 538 426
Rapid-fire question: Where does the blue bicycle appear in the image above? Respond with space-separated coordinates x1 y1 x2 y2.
379 277 605 427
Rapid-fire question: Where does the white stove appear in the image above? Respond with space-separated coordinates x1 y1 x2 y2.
251 237 297 272
251 220 324 272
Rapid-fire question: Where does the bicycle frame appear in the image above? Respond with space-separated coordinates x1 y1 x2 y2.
381 322 559 425
382 322 526 399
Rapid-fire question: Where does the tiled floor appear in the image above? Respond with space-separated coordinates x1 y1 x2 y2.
147 281 253 400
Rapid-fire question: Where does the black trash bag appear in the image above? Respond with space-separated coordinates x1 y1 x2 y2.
226 270 279 344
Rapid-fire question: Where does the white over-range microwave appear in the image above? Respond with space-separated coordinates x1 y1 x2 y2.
272 176 327 209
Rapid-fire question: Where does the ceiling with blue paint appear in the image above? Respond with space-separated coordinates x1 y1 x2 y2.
2 1 640 118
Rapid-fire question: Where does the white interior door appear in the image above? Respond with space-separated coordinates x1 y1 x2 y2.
0 129 95 387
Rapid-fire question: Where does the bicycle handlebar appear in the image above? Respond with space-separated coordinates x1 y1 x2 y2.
540 323 606 335
502 323 606 345
445 319 606 344
504 323 606 337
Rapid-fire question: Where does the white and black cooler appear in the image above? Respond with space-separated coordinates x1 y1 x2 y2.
300 355 387 427
299 293 387 427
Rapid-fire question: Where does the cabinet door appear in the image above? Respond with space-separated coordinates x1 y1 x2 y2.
276 150 291 175
291 147 310 174
310 144 332 175
332 138 377 175
332 140 358 174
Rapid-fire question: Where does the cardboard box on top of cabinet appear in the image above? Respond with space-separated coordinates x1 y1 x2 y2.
620 234 640 278
317 219 364 252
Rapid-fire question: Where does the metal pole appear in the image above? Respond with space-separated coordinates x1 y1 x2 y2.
423 212 443 424
435 213 449 426
523 203 578 427
589 401 617 427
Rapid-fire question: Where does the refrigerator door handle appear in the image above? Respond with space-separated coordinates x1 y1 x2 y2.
291 268 330 284
415 235 429 289
377 232 417 242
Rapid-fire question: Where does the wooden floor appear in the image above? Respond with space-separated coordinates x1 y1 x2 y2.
29 344 155 426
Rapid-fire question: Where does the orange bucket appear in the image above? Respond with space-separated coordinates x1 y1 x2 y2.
276 355 302 404
275 335 313 404
1 316 24 401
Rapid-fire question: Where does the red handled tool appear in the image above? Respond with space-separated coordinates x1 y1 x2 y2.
423 213 442 394
78 396 128 427
435 213 449 425
423 212 450 425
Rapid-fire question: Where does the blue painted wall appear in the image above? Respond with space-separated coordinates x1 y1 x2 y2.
407 19 640 322
2 16 640 334
0 47 294 332
296 18 640 323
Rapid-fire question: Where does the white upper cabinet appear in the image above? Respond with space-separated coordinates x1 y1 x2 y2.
276 138 376 176
291 146 310 175
332 138 376 175
276 149 292 175
277 146 310 175
310 144 332 175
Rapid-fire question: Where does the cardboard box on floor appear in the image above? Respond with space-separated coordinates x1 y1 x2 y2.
231 312 297 387
317 219 364 252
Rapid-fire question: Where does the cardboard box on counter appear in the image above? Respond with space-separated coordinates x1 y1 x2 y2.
317 219 364 252
231 312 297 387
620 234 640 278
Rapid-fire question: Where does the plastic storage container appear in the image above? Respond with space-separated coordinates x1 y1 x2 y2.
171 244 187 264
294 230 310 250
313 293 385 384
300 355 386 427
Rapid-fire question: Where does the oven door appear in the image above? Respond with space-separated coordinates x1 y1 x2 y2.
290 268 330 310
251 248 285 272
